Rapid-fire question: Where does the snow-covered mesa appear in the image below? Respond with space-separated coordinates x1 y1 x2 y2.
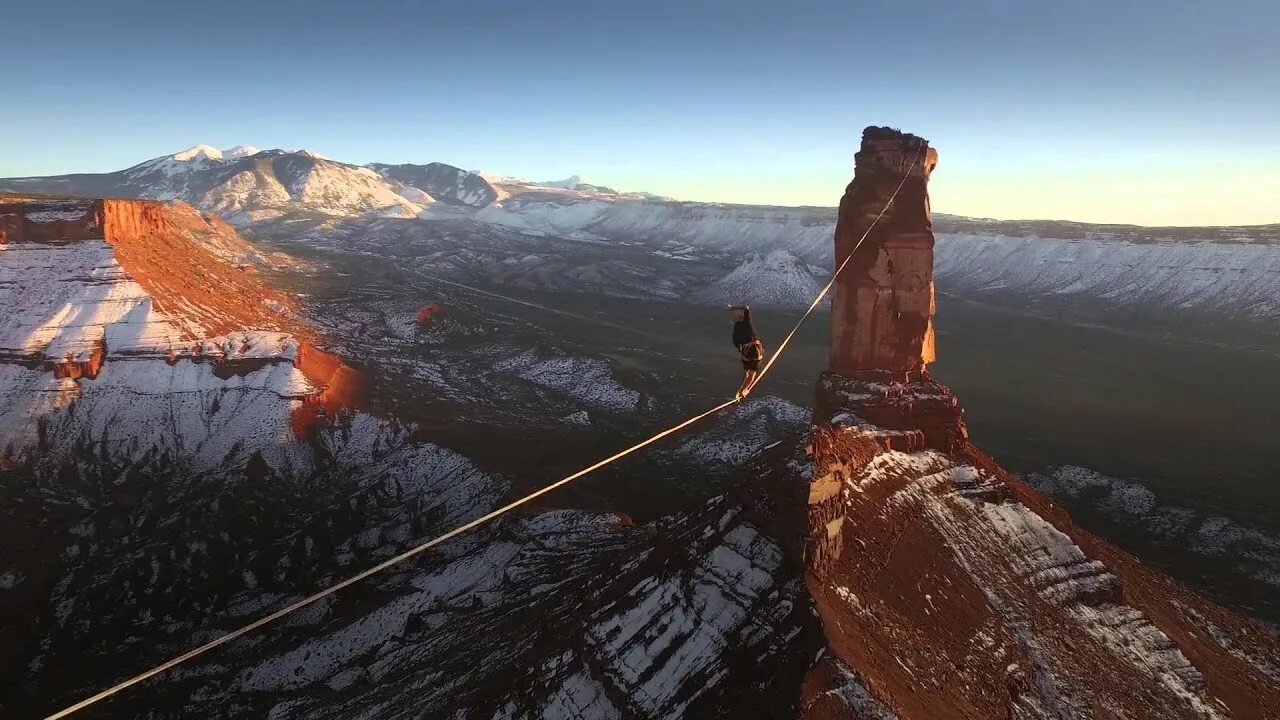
933 233 1280 318
0 224 324 468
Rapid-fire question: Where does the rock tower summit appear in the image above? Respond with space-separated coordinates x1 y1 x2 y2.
816 127 965 452
830 126 939 379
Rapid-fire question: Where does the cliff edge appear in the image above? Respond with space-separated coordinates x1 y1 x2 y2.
0 195 360 459
780 128 1280 718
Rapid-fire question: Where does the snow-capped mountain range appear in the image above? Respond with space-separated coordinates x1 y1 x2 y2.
3 145 1279 325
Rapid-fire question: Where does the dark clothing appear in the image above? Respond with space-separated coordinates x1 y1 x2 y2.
731 307 758 347
732 307 764 371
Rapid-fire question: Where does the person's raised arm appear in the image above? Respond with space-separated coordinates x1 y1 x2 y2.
742 305 756 336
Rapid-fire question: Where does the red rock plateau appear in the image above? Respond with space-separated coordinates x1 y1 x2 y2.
773 128 1280 718
0 194 360 436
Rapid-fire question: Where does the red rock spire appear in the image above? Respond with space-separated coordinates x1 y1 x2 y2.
816 127 965 454
829 126 939 380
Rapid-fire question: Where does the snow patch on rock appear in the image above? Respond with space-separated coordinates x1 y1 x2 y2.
854 448 1230 717
671 396 809 467
492 348 639 413
1030 466 1280 589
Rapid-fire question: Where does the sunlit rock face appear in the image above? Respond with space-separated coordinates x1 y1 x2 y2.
819 128 967 455
0 195 361 464
788 128 1280 719
830 127 939 380
786 421 1280 719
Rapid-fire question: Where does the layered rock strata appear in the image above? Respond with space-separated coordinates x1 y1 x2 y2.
788 127 1280 718
829 127 939 380
0 195 360 458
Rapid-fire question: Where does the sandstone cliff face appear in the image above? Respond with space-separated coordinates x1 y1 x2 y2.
0 195 360 456
786 423 1280 718
830 128 938 380
0 197 178 247
0 197 103 245
789 127 1280 719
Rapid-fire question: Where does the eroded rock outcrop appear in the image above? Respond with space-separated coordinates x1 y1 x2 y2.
820 128 968 458
830 127 938 380
788 127 1280 718
0 195 362 455
0 197 103 245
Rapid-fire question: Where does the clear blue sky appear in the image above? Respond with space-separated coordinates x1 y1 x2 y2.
3 0 1277 225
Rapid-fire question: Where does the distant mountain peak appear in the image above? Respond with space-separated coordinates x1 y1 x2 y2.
368 162 499 208
166 145 263 163
472 169 528 185
222 145 261 159
167 145 321 162
539 174 588 190
172 144 223 162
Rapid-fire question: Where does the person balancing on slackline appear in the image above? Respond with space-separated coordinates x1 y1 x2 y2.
727 304 764 401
